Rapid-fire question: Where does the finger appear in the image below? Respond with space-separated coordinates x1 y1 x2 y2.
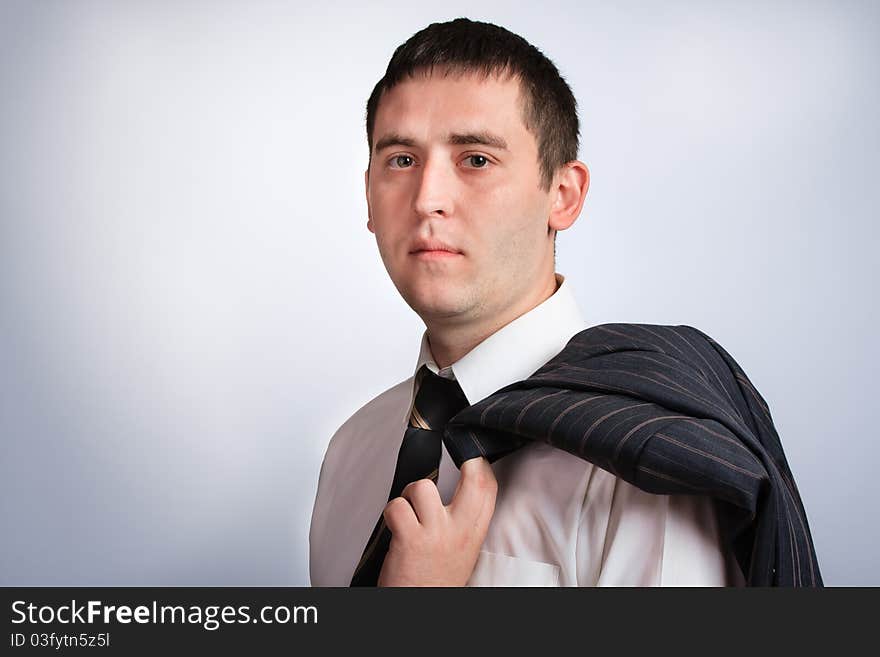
400 478 444 527
449 457 497 523
383 496 419 537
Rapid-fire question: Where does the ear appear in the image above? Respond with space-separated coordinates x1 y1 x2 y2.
365 168 374 233
548 160 590 233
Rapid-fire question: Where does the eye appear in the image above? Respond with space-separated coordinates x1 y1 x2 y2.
388 155 414 169
463 154 490 169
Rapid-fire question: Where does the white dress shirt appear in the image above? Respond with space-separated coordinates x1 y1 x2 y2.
309 274 746 586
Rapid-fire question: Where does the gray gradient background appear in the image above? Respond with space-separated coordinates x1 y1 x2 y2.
1 0 877 586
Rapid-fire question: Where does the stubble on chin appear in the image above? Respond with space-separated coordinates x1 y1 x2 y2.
403 279 482 324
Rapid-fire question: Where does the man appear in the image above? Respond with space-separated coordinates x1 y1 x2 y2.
309 18 745 586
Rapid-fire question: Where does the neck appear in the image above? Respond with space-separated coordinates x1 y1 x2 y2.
425 273 560 369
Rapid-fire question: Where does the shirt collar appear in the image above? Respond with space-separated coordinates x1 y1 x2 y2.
413 272 588 404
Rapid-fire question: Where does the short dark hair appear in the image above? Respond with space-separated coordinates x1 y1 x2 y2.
365 18 580 191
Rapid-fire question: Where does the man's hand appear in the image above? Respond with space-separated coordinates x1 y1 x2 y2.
377 456 498 587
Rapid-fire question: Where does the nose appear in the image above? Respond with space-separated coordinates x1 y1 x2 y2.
412 155 455 219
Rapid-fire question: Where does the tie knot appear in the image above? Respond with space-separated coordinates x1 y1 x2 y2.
410 365 469 431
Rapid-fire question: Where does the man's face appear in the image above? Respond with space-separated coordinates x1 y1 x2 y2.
365 69 557 328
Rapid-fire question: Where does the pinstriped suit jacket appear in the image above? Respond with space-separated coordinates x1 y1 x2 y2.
444 323 822 586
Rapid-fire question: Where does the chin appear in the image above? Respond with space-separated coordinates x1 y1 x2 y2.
404 287 472 321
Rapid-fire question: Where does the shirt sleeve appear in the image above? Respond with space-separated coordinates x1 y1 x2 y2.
575 471 739 586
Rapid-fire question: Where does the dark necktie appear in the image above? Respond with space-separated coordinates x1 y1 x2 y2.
349 365 469 586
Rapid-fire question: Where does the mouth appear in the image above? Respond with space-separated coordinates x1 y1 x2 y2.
411 249 463 259
409 240 463 260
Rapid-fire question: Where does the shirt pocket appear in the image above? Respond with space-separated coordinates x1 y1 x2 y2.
467 550 561 587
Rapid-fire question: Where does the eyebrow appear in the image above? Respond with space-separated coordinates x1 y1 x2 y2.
373 130 509 154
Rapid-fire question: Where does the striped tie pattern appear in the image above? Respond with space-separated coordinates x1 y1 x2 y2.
442 323 823 586
350 365 469 586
